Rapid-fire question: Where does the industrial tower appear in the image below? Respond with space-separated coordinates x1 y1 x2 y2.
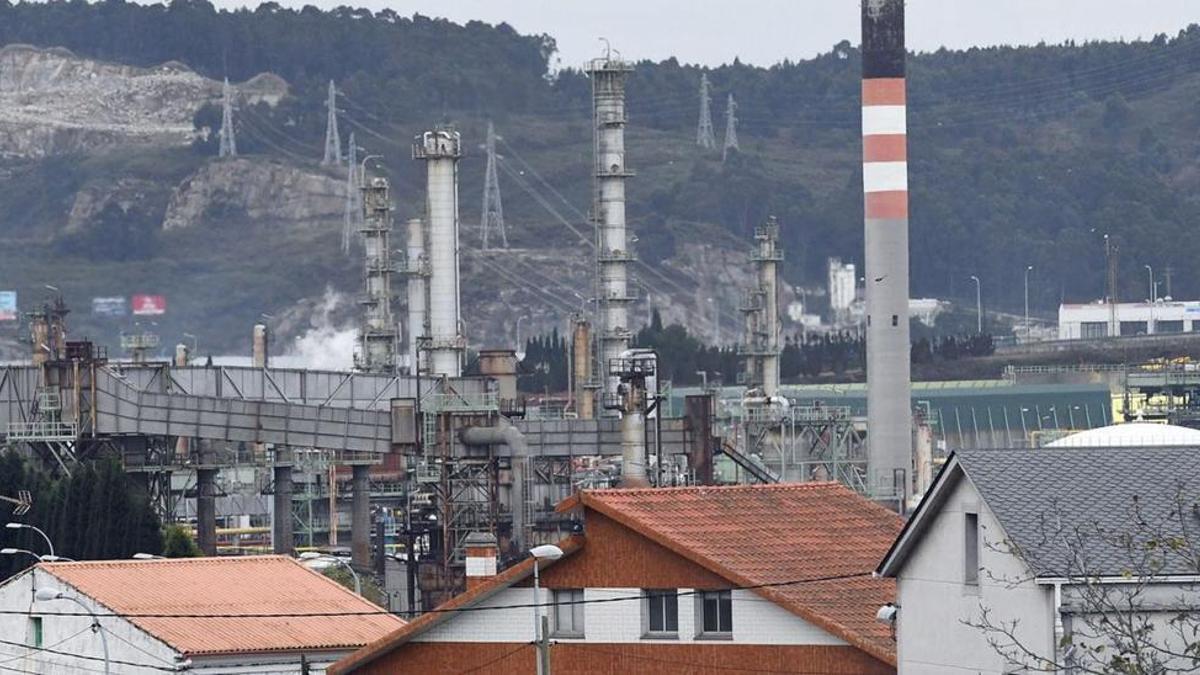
479 121 507 249
218 78 237 158
343 131 359 254
739 217 782 398
412 127 466 378
696 73 716 150
722 93 739 162
586 54 636 407
862 0 912 507
401 218 429 374
354 175 398 373
322 80 342 166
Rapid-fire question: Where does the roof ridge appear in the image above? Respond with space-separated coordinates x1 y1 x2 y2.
582 482 844 496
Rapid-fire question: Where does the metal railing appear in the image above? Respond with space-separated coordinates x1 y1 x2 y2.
5 420 77 441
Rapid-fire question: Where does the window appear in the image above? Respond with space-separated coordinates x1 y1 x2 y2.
1080 321 1108 339
891 314 898 327
964 512 979 585
29 617 42 648
552 589 584 637
643 589 678 636
1156 320 1184 334
697 590 732 637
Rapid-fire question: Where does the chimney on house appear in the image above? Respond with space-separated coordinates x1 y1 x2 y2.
464 532 499 590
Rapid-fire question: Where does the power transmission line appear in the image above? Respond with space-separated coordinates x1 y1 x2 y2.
696 73 716 150
722 92 739 162
322 79 342 165
480 121 507 249
218 77 237 158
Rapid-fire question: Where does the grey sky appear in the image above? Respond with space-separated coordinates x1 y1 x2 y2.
209 0 1200 68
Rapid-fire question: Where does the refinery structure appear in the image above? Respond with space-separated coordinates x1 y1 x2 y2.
0 0 1165 613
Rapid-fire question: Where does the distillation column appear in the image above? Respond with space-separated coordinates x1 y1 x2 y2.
356 177 399 373
586 56 635 408
403 218 429 374
413 128 465 378
862 0 912 506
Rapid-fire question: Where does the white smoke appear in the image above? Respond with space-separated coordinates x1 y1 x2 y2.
284 286 358 371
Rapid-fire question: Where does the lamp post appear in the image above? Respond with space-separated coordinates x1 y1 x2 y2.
6 522 54 558
298 552 361 595
530 544 564 675
969 276 982 333
1144 264 1155 303
0 548 72 562
1023 265 1033 339
35 589 109 674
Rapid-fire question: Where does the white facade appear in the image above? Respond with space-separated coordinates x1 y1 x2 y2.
1058 300 1200 339
0 568 354 674
417 586 846 646
827 257 857 321
894 474 1053 674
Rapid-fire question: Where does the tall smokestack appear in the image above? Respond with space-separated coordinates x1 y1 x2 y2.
572 316 594 420
403 217 429 374
862 0 912 507
413 128 465 378
252 323 269 368
586 54 635 411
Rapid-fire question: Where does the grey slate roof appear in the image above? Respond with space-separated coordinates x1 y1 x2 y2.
957 446 1200 577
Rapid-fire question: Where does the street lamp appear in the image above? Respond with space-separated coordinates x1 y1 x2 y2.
298 552 361 595
132 553 165 560
1023 265 1034 338
529 544 563 675
35 588 110 675
969 276 982 333
2 549 75 562
6 522 54 558
1144 264 1155 303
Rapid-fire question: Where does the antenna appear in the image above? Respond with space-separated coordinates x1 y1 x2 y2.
722 93 739 162
697 74 716 150
322 80 342 166
218 78 237 158
480 121 507 249
343 132 360 254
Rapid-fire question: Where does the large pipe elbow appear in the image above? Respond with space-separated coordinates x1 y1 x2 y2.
459 421 528 457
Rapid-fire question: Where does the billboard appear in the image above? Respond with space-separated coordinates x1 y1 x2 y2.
92 296 128 317
131 294 166 316
0 291 14 321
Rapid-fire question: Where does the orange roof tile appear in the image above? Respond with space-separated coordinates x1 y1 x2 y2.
575 483 902 665
39 555 405 656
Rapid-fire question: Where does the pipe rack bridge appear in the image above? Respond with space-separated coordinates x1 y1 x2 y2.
1 362 493 455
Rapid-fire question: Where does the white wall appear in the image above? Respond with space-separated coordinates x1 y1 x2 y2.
896 475 1054 674
417 586 846 646
1058 301 1200 339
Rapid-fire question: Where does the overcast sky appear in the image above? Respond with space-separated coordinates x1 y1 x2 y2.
208 0 1200 68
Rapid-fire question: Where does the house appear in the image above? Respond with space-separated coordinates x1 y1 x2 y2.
330 483 903 674
0 555 405 673
876 441 1200 674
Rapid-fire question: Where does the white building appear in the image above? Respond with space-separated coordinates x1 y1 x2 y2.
827 257 857 322
877 431 1200 674
0 555 404 673
1058 300 1200 339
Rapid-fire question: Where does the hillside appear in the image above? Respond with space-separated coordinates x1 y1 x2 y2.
1 3 1199 358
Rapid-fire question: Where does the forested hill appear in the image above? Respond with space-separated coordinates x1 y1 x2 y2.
3 0 1200 328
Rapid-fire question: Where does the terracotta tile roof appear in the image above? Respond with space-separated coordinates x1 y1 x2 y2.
39 555 405 656
327 536 584 675
574 483 902 665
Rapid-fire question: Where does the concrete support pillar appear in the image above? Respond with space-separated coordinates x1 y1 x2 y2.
273 451 294 555
351 464 371 570
196 467 217 556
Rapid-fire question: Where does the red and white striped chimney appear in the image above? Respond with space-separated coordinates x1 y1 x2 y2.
862 0 912 509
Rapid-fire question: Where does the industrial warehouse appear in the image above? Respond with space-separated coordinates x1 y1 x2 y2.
2 0 1200 674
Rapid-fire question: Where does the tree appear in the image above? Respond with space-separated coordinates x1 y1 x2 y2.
163 524 203 558
966 487 1200 674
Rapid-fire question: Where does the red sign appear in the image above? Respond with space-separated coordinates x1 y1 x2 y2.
131 294 166 316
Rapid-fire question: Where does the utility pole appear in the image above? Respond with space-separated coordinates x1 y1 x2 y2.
1105 235 1119 337
722 93 739 162
479 121 507 250
970 275 982 333
343 132 359 254
1164 265 1174 299
322 80 342 166
218 77 237 158
696 73 716 150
